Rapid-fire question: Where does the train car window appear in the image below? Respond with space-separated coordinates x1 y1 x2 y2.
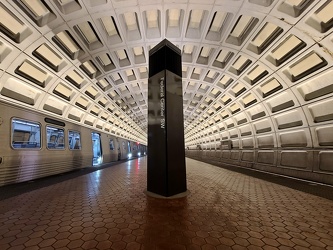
46 126 65 149
109 139 115 150
11 118 41 149
68 131 81 150
122 141 126 150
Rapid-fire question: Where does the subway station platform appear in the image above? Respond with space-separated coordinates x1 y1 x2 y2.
1 157 333 250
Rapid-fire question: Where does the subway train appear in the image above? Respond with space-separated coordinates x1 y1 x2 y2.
0 101 146 187
185 140 333 186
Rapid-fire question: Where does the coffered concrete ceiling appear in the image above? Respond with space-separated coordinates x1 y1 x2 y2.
1 0 333 146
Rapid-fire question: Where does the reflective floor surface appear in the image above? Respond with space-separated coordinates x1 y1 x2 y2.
1 157 333 250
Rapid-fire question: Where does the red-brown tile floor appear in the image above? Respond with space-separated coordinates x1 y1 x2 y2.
1 157 333 250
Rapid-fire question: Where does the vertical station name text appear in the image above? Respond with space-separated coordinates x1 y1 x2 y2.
160 78 165 129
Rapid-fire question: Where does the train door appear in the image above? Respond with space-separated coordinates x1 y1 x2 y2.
91 133 102 165
127 141 132 158
116 138 121 160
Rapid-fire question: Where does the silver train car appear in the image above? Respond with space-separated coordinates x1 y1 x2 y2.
0 101 146 187
185 142 333 186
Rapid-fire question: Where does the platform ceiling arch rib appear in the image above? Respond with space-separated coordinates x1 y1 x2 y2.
1 0 333 148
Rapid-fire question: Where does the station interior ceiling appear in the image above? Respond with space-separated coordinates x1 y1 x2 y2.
1 0 333 152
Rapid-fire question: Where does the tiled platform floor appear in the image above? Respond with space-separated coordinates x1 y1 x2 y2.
1 157 333 250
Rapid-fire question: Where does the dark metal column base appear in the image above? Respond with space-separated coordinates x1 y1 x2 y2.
144 189 190 199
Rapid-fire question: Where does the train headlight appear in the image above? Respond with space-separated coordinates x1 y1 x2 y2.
128 153 132 158
138 152 141 156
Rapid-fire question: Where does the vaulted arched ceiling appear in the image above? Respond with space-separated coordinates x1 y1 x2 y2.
1 0 333 146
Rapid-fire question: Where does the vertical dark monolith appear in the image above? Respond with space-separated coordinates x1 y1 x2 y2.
147 39 187 197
